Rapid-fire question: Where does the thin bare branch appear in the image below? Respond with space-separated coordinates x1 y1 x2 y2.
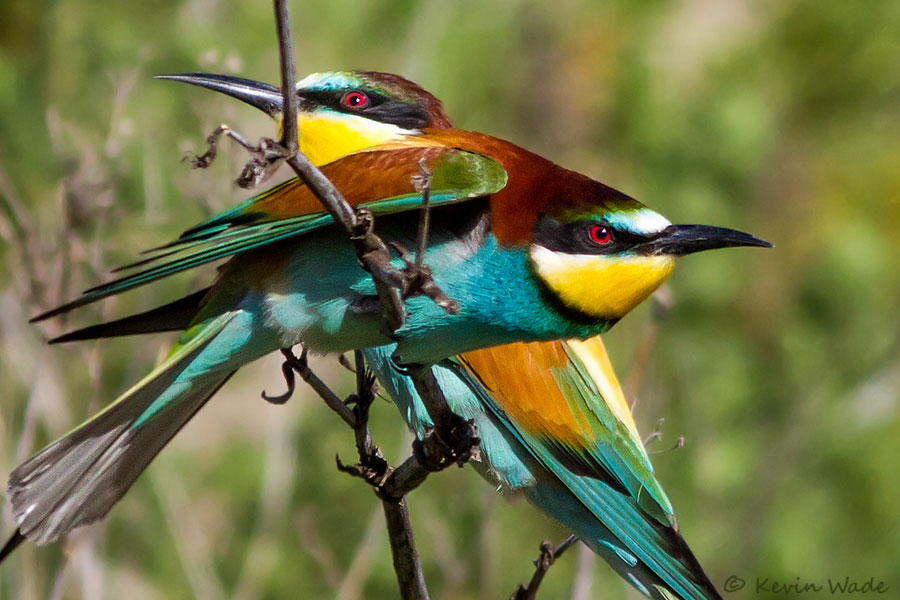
176 4 485 597
412 158 433 268
267 0 477 494
510 535 579 600
274 0 298 155
382 498 430 600
407 365 479 466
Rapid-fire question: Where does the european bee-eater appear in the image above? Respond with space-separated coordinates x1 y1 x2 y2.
193 70 720 598
3 70 765 595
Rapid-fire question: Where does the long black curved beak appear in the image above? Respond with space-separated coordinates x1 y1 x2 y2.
155 73 284 116
643 224 772 255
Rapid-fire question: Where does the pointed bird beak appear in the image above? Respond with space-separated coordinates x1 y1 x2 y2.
644 224 772 255
155 73 284 116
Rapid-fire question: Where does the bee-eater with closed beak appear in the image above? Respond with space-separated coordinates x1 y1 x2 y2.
3 72 764 598
170 71 722 599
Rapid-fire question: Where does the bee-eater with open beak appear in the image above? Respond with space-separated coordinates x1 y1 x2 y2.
3 72 765 598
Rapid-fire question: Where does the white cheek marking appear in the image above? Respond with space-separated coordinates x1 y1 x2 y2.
530 245 597 268
296 72 359 91
605 209 671 236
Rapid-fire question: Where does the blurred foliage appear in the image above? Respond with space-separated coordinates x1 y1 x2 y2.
1 0 899 598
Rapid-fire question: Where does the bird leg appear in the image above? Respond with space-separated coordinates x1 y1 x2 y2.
262 347 358 428
260 351 297 405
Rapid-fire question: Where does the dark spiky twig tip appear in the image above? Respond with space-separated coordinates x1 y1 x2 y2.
510 535 579 600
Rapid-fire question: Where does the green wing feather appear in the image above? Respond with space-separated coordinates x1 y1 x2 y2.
550 343 675 526
33 150 507 321
444 355 717 600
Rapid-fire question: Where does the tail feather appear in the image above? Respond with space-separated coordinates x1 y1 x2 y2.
49 288 208 344
553 473 721 599
524 482 661 599
7 313 236 546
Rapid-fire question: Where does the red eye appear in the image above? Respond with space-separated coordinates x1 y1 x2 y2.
342 91 369 109
589 225 612 245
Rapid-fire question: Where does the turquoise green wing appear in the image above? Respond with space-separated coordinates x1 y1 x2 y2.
445 356 716 600
33 149 507 321
550 342 675 525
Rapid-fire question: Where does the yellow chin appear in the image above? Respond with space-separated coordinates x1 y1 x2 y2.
530 246 676 320
296 111 436 166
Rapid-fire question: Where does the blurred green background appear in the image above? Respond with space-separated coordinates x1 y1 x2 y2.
1 0 899 598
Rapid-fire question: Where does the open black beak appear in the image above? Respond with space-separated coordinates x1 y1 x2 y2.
155 73 284 116
644 224 772 256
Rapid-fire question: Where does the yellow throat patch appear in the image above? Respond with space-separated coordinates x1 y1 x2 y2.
530 246 676 320
294 111 437 166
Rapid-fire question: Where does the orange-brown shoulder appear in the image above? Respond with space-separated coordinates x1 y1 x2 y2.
417 129 621 245
460 341 592 448
246 146 450 220
253 128 629 245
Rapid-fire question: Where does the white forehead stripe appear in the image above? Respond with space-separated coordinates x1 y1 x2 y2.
605 209 671 235
296 72 360 91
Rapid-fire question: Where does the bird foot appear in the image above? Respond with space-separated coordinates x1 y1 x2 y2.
336 446 390 487
413 414 481 470
261 347 315 405
388 241 460 315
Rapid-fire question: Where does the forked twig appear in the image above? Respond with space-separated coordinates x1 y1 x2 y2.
270 345 485 600
182 3 484 597
510 535 579 600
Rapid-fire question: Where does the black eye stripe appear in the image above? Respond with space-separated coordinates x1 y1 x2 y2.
299 89 387 110
297 89 428 129
532 217 654 255
361 101 430 129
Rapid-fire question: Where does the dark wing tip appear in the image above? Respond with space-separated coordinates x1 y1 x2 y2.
30 305 68 323
0 529 26 566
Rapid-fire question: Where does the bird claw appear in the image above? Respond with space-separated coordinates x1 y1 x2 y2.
413 415 481 470
261 347 312 405
261 356 297 404
386 242 460 315
336 448 389 486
